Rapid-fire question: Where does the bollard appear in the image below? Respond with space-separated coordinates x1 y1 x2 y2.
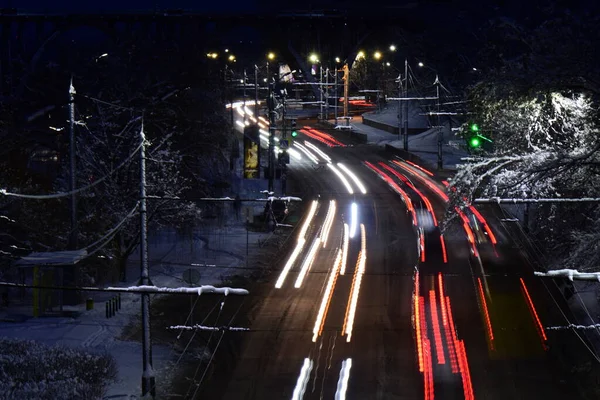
117 293 121 310
112 297 117 315
106 301 110 318
86 298 94 311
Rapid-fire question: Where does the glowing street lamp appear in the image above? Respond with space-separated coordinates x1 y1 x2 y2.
374 51 382 60
267 52 275 60
228 54 236 62
356 51 365 60
335 57 341 63
309 53 319 63
389 45 396 51
418 62 424 67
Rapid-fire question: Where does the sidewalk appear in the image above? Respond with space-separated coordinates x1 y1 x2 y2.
0 217 282 398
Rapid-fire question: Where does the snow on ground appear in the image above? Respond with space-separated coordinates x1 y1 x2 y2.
0 217 276 398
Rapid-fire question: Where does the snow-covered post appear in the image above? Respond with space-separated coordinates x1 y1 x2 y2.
403 58 409 151
435 75 442 170
139 121 156 398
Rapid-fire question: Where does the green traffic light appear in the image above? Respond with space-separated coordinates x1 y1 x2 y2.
291 130 298 137
470 123 479 132
469 136 481 148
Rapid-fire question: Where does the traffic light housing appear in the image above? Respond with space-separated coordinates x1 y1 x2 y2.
290 119 298 138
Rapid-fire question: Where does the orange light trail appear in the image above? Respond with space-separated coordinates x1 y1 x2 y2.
477 277 495 349
455 207 479 257
440 234 448 263
429 290 446 365
423 338 435 400
304 126 346 147
446 296 475 399
391 160 449 202
406 160 435 176
438 275 459 373
520 277 548 343
364 161 417 225
414 272 424 372
300 129 336 147
379 162 438 226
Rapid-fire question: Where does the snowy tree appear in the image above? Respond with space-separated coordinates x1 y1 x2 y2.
450 11 600 271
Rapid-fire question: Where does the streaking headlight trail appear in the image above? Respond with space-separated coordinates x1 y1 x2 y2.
334 358 353 400
340 223 349 275
312 249 342 341
291 358 313 400
293 142 319 164
275 200 319 288
349 202 358 238
294 237 321 288
343 224 367 342
304 141 332 162
320 200 336 248
328 164 354 194
338 163 367 194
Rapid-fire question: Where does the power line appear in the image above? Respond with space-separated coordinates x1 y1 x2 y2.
0 142 143 200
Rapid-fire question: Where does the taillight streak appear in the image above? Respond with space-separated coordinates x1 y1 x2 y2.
304 126 346 147
446 296 475 399
429 290 446 364
520 277 548 343
391 160 449 202
379 162 437 226
469 205 498 244
440 234 448 263
477 277 495 349
405 160 435 176
300 128 336 146
364 161 417 225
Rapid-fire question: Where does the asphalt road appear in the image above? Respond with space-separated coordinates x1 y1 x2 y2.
200 126 590 399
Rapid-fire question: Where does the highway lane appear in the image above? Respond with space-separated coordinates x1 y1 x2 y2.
200 126 588 399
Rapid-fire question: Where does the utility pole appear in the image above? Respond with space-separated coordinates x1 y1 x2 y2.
139 122 156 398
435 75 442 170
325 67 329 121
397 73 401 141
267 75 275 193
254 65 259 117
334 68 338 122
343 64 349 126
319 66 323 121
243 69 247 125
403 58 409 151
68 78 78 249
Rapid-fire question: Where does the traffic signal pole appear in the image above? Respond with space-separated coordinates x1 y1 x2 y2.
268 77 275 193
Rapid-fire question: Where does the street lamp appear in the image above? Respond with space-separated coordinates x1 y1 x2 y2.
228 54 236 62
356 51 365 60
389 45 396 52
267 52 276 61
374 51 382 60
309 53 319 63
335 57 341 63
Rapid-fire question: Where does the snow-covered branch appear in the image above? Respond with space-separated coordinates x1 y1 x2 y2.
534 269 600 282
0 281 249 295
474 197 600 204
546 324 600 331
167 324 250 332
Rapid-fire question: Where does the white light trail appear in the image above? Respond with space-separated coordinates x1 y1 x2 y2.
236 107 245 117
305 141 331 162
289 148 302 160
243 106 254 116
344 224 367 342
320 200 337 248
235 120 245 128
258 122 267 129
340 223 349 275
275 238 306 289
275 200 319 289
334 358 353 400
291 358 313 400
294 237 321 288
244 120 250 126
298 200 319 240
328 164 354 194
294 143 319 164
258 115 269 125
338 163 367 194
349 203 358 238
312 249 342 342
